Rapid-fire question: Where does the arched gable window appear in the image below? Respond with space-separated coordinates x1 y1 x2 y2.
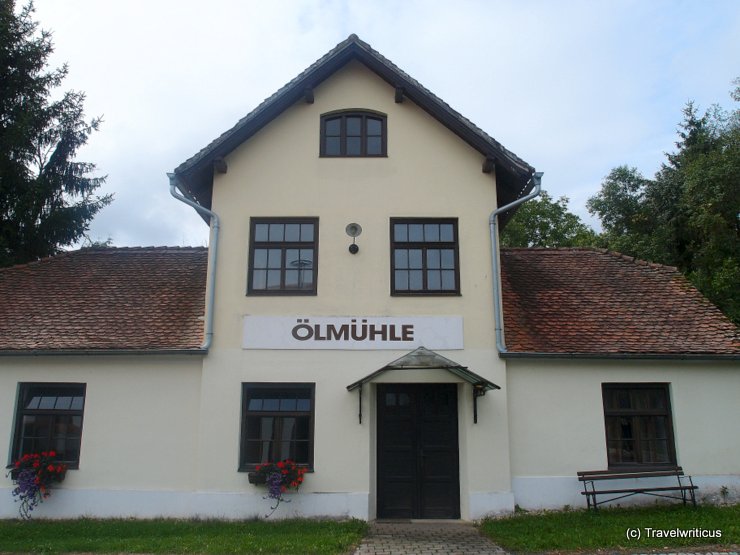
320 110 387 157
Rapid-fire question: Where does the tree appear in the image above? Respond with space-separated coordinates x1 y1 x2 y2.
588 85 740 323
0 1 111 267
501 190 598 248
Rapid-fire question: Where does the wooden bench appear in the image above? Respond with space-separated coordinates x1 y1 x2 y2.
577 467 697 510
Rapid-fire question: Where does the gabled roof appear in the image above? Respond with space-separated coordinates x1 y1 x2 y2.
173 34 535 213
0 247 207 353
501 248 739 357
346 347 500 392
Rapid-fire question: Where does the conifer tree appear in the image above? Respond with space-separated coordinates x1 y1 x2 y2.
0 0 111 267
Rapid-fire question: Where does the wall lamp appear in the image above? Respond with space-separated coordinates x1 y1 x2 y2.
346 223 362 254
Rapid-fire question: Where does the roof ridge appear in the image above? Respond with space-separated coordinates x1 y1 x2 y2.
0 246 208 272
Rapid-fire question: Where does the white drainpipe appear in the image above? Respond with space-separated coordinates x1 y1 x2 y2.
490 171 543 353
168 173 220 351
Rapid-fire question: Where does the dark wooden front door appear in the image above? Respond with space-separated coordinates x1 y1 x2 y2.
376 383 460 519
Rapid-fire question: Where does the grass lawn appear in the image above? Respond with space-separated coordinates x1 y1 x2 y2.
0 518 367 554
480 504 739 552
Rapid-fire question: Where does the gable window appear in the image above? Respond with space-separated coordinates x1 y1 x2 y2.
239 383 314 471
391 218 460 295
602 383 676 467
320 111 387 157
11 383 86 468
248 218 318 295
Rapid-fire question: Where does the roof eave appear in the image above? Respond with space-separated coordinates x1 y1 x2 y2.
500 351 740 360
0 348 208 357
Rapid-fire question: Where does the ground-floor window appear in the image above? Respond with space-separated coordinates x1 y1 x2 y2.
11 383 86 467
239 383 314 471
602 383 676 467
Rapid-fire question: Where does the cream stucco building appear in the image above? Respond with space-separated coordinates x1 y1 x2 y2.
1 35 738 520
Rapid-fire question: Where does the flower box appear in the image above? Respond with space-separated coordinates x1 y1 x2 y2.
247 471 266 485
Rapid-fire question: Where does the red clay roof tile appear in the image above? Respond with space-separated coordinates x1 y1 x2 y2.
0 247 206 352
501 248 739 355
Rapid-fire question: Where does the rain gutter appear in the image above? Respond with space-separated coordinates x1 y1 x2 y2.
500 352 740 360
168 173 220 351
490 171 543 354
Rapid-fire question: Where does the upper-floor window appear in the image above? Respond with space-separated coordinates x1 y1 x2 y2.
602 383 676 467
11 383 86 468
390 218 460 295
320 110 387 157
248 218 318 295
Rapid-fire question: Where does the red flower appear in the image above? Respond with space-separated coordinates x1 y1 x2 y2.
32 461 40 468
55 465 64 473
14 461 20 468
48 450 56 457
47 464 55 471
41 451 48 457
276 461 285 469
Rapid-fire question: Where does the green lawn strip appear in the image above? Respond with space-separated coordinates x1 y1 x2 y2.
0 518 368 554
480 504 739 552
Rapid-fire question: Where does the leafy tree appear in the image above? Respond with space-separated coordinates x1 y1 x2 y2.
501 190 598 248
0 0 111 267
588 84 740 323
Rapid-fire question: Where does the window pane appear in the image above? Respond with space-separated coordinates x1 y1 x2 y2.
408 249 423 269
441 249 455 269
394 224 407 242
325 118 340 136
266 270 281 289
286 249 301 267
268 224 284 242
367 118 382 135
395 270 408 290
367 137 381 155
254 224 269 242
253 249 268 269
428 270 441 290
346 137 361 155
279 398 297 411
408 224 423 242
439 224 454 242
409 270 423 290
39 396 56 410
285 270 299 288
26 396 41 410
263 398 280 411
284 224 300 242
248 399 263 411
299 249 313 267
441 270 456 290
55 397 73 410
395 249 408 269
300 224 314 242
346 117 361 136
70 396 84 411
252 270 267 289
427 249 440 269
424 224 439 242
325 137 341 155
296 399 311 411
267 249 282 269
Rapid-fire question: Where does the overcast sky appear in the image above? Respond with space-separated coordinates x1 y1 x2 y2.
31 0 740 247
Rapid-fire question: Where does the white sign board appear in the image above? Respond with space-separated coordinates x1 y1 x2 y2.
242 316 463 350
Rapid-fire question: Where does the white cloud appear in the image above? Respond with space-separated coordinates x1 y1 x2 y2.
31 0 740 244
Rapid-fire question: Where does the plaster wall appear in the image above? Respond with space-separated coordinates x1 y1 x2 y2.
507 358 740 509
200 60 513 518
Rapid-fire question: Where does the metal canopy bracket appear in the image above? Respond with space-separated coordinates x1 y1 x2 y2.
347 346 500 424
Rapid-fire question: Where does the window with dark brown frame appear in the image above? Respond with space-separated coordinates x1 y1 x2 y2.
320 111 387 157
247 218 318 295
390 218 460 295
11 383 86 468
239 383 314 471
602 383 677 467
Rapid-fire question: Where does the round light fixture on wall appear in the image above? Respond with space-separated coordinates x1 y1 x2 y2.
346 223 362 254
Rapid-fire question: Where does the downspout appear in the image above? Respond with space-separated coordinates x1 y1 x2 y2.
168 173 220 351
490 171 543 353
